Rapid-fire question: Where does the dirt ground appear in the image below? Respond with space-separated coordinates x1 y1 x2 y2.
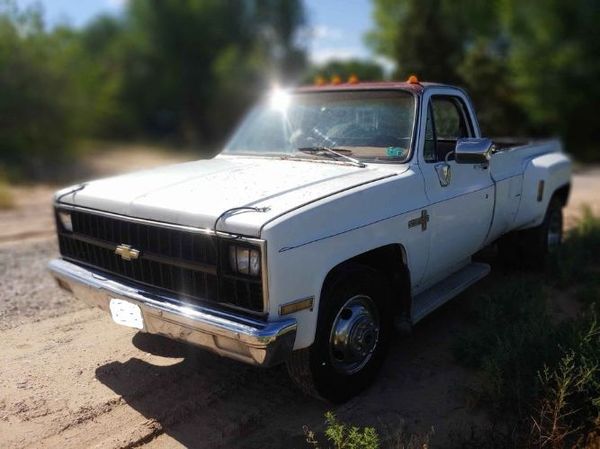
1 149 599 449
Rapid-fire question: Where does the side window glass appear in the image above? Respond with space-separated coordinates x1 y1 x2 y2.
431 97 470 161
423 105 436 162
433 99 461 138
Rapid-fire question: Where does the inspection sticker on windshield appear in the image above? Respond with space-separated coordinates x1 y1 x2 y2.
109 298 144 330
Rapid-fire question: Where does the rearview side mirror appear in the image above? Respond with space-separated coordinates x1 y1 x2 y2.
455 138 493 164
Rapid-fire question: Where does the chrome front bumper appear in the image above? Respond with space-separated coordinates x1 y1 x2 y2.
48 259 297 367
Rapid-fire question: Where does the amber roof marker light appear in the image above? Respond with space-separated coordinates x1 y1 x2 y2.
348 74 359 84
407 74 420 85
313 75 326 86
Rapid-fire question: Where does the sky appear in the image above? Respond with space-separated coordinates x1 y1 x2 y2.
15 0 381 67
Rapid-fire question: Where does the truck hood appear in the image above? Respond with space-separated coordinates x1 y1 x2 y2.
57 155 402 237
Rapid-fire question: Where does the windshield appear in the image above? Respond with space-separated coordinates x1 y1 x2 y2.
224 90 416 163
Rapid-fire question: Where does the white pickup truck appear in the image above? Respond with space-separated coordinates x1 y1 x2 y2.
49 79 571 402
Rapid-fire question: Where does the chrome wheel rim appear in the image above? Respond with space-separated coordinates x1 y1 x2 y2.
547 209 563 249
329 295 380 375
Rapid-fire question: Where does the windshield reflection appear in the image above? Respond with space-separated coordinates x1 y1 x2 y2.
224 90 416 163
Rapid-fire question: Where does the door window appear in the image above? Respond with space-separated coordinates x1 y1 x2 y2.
423 96 472 162
424 104 437 162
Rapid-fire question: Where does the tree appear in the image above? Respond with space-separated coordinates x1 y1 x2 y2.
0 0 309 177
499 0 600 158
367 0 496 82
0 2 85 177
118 0 307 144
368 0 600 160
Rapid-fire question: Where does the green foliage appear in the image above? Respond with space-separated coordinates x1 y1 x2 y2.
453 277 558 414
529 316 600 447
0 2 82 177
0 0 307 178
304 412 380 449
304 59 385 84
115 0 306 143
324 412 380 449
548 206 600 288
368 0 600 160
453 211 600 447
457 40 530 137
500 0 600 159
367 0 496 83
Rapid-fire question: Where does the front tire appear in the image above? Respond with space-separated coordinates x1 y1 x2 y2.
286 265 392 403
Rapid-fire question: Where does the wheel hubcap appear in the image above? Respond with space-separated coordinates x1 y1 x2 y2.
547 209 562 249
329 295 380 375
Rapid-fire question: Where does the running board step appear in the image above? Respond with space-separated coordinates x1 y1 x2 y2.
410 262 491 324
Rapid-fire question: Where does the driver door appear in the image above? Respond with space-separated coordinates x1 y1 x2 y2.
418 91 495 286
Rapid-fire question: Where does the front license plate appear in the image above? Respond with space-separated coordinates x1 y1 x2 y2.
109 298 144 330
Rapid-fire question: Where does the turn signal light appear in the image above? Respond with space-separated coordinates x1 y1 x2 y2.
280 297 314 316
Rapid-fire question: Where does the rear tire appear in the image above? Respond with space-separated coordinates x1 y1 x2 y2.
498 197 563 268
286 264 392 403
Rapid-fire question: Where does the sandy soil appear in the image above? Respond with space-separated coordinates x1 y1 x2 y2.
1 151 599 449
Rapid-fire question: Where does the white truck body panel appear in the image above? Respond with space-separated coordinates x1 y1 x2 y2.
262 166 430 347
415 87 495 287
57 155 397 237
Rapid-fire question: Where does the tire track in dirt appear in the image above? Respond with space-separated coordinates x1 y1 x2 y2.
1 304 322 449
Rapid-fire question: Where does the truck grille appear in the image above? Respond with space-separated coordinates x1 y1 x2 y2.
56 209 264 313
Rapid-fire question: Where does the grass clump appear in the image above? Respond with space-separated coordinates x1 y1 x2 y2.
304 412 380 449
454 208 600 448
453 277 559 415
304 412 434 449
548 206 600 288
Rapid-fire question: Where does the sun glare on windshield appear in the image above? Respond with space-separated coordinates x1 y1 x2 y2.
269 88 291 112
225 90 416 163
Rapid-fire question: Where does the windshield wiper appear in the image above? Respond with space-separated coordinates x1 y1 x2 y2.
296 147 366 168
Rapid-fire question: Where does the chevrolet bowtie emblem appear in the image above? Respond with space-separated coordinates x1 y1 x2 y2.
115 244 140 261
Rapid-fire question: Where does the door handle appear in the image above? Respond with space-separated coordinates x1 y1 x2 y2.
434 163 451 187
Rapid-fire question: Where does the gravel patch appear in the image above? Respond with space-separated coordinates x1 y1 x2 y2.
0 238 84 331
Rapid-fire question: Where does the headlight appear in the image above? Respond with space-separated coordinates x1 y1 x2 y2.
228 245 260 276
58 211 73 232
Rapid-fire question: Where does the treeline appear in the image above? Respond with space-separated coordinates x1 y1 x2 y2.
1 0 599 179
368 0 600 160
0 0 306 177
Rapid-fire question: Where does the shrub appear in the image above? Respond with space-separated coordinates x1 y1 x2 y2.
454 209 600 448
453 277 560 415
304 412 380 449
527 313 600 448
547 206 600 289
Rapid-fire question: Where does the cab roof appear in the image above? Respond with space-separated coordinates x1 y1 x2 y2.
293 81 456 95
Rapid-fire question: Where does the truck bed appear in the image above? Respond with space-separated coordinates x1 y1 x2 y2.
484 138 570 244
489 139 563 181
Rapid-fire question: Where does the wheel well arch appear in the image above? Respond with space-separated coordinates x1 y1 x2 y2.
321 244 411 318
552 183 571 207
